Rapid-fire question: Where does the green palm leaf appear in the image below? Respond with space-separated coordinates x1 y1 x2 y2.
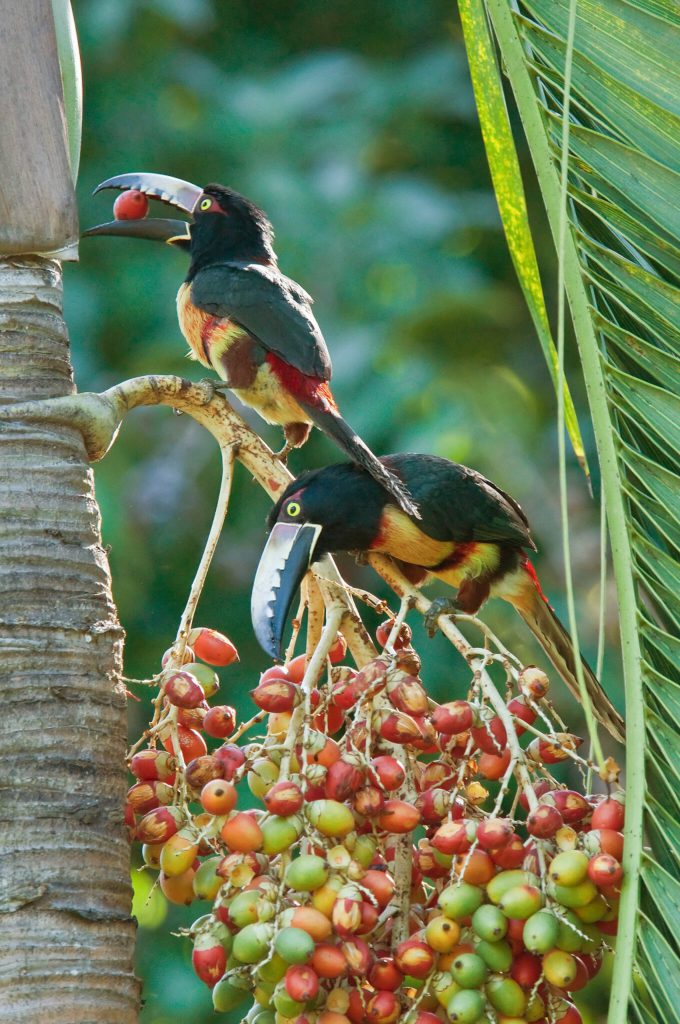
459 0 680 1019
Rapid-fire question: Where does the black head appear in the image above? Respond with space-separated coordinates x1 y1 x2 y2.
188 184 276 275
251 463 389 659
268 463 388 556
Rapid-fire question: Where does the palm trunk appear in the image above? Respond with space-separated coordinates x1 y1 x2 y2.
0 259 139 1021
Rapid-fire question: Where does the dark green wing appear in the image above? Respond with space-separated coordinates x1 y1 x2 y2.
191 261 332 381
383 453 535 549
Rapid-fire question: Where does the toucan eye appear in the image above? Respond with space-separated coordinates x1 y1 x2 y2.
199 197 212 211
286 501 301 517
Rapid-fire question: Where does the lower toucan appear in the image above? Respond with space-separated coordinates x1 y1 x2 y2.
83 173 417 517
251 453 625 743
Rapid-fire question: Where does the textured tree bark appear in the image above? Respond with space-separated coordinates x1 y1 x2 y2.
0 259 139 1022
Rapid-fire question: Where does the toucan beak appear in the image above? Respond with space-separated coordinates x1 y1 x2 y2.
82 171 203 245
251 522 322 660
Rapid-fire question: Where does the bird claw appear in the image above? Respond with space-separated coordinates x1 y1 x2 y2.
424 597 460 637
274 441 294 464
199 377 229 399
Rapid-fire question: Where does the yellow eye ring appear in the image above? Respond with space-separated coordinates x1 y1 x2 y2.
286 501 301 517
199 197 212 211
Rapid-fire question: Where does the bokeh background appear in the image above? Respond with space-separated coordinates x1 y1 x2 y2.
68 0 622 1019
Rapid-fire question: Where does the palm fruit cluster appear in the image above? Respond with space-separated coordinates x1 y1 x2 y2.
126 618 624 1024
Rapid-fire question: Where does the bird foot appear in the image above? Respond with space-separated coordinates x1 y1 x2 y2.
199 377 230 399
274 441 294 464
424 597 460 637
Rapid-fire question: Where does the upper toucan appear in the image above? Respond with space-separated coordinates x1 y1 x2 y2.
83 172 417 517
251 453 625 743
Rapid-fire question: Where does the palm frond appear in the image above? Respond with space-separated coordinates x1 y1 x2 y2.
460 0 680 1018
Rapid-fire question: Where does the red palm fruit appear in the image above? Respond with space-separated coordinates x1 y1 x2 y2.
471 717 507 755
369 755 405 791
285 964 319 1002
477 747 512 779
591 796 625 831
203 705 236 739
200 779 237 815
162 726 207 762
442 731 472 759
416 787 451 824
354 786 385 817
587 853 623 887
369 957 403 991
366 991 400 1024
476 817 514 851
565 955 590 992
544 789 590 823
329 632 348 663
491 835 528 869
584 828 624 860
113 188 149 219
377 799 421 834
192 932 227 988
220 811 263 852
409 715 439 752
333 897 362 937
161 644 195 667
341 937 373 976
163 670 205 709
527 803 564 838
506 695 537 734
506 917 525 943
357 901 379 935
326 755 366 801
376 619 412 650
331 667 362 709
264 780 304 816
251 678 301 713
311 943 347 979
519 665 550 699
185 754 224 791
176 703 208 729
283 653 307 683
432 699 474 734
598 918 618 935
511 951 542 987
126 781 170 815
395 646 421 675
415 759 456 792
130 749 176 782
519 779 554 812
386 670 429 715
375 709 423 744
188 627 238 666
213 743 246 780
312 703 346 734
361 870 395 909
347 987 368 1023
136 805 183 844
306 735 341 768
415 839 449 879
527 734 583 764
453 849 496 886
579 953 603 979
412 1015 443 1024
394 937 434 979
431 819 476 855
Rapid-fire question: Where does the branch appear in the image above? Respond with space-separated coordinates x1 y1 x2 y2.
0 374 377 667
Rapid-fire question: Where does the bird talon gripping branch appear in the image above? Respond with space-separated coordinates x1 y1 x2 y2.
423 596 460 637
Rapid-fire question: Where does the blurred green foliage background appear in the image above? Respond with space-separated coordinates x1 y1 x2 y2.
68 0 621 1019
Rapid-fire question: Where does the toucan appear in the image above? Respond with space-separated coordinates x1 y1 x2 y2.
251 453 625 742
83 172 417 517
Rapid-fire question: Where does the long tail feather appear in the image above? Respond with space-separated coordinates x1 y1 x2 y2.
502 563 625 743
301 403 420 519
